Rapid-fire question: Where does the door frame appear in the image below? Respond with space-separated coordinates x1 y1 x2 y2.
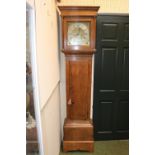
26 1 44 155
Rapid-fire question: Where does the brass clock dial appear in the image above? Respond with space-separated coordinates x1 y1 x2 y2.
67 22 90 46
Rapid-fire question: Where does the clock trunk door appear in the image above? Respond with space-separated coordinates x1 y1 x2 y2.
66 56 92 120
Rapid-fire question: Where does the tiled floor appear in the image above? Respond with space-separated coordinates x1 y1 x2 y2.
60 140 129 155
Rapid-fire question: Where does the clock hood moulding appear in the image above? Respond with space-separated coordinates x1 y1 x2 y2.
58 6 100 17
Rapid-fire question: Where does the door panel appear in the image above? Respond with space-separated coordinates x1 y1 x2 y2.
93 15 129 140
102 23 119 41
116 100 129 130
98 101 113 131
120 48 129 90
100 48 118 90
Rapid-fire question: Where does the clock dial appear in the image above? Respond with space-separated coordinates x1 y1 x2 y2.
67 22 90 46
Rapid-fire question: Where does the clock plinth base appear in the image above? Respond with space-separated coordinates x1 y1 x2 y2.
63 140 94 152
63 119 94 152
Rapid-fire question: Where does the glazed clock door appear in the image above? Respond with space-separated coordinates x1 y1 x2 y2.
66 56 92 120
63 18 95 52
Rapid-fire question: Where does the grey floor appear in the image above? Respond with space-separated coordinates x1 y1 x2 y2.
27 153 39 155
60 140 129 155
27 140 129 155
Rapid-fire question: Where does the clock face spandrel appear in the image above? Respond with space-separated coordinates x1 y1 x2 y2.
67 22 90 46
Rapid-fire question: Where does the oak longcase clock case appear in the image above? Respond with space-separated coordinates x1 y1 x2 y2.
58 6 99 152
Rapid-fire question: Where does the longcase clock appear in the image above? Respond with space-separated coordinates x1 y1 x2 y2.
58 6 99 152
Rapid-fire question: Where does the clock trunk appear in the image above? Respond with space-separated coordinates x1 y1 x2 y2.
58 6 99 152
66 55 92 120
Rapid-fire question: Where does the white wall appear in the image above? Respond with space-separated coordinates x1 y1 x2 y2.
35 0 61 155
41 85 60 155
57 0 129 13
35 0 60 108
59 54 66 137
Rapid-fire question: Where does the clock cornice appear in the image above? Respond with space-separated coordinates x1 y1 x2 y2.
58 6 100 17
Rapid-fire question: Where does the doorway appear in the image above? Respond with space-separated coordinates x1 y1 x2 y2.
26 2 44 155
93 15 129 140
